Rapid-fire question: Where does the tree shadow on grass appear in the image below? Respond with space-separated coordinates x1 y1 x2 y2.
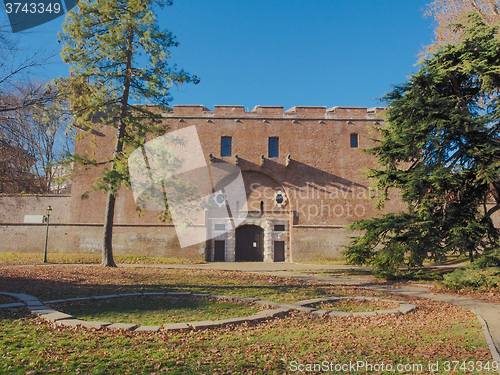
0 271 367 303
50 296 260 325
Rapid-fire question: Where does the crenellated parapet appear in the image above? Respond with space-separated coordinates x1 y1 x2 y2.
164 105 385 120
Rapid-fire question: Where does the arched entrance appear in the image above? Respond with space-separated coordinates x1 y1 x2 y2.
207 170 291 262
235 225 264 261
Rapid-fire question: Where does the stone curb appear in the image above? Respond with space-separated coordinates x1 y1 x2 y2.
135 325 161 332
39 292 291 332
118 293 143 298
79 321 112 329
0 292 39 301
93 294 121 300
163 322 190 331
107 323 138 331
42 312 74 322
44 297 93 304
375 309 401 315
188 320 221 330
191 293 211 297
215 317 249 326
254 307 291 317
292 297 417 318
55 319 86 328
253 300 284 308
329 311 351 317
352 311 377 317
0 303 25 309
30 308 61 316
241 315 268 323
398 304 417 314
0 291 418 334
294 298 327 306
0 292 41 302
474 312 500 373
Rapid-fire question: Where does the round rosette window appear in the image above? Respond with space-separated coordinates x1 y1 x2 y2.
274 191 287 207
213 190 227 207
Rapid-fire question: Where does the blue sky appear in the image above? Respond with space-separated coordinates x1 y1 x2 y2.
7 0 435 110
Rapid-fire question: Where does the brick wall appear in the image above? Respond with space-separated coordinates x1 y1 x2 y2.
0 105 408 261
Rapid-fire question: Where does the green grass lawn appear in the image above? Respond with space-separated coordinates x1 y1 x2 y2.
0 252 205 265
0 265 494 374
312 298 398 312
51 296 260 325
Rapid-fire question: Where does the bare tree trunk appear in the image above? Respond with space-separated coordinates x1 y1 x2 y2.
102 26 135 267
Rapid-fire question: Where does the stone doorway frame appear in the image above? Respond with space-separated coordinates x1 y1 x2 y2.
207 217 290 262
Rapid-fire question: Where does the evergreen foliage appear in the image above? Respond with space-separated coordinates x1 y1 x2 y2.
346 13 500 273
56 0 198 266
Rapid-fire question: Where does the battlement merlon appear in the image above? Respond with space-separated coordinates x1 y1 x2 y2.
163 105 386 120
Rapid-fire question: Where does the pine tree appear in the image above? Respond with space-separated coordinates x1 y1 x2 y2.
346 13 500 273
57 0 198 266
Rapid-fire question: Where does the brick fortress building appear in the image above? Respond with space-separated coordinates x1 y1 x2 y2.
70 105 403 262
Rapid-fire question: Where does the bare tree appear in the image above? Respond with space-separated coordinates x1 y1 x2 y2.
0 10 73 194
0 139 38 193
0 84 73 193
0 22 54 114
424 0 500 54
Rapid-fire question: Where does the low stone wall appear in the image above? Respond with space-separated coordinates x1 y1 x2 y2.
0 223 350 261
3 194 500 262
0 223 202 260
0 195 353 262
291 226 360 262
0 195 203 259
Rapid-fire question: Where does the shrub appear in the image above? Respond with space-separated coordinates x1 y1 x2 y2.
442 266 500 292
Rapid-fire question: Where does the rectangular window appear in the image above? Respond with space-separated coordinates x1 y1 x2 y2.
221 136 232 157
274 224 285 232
350 133 359 148
214 223 226 231
268 137 279 158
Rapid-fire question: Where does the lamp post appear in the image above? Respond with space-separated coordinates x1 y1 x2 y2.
43 206 52 263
